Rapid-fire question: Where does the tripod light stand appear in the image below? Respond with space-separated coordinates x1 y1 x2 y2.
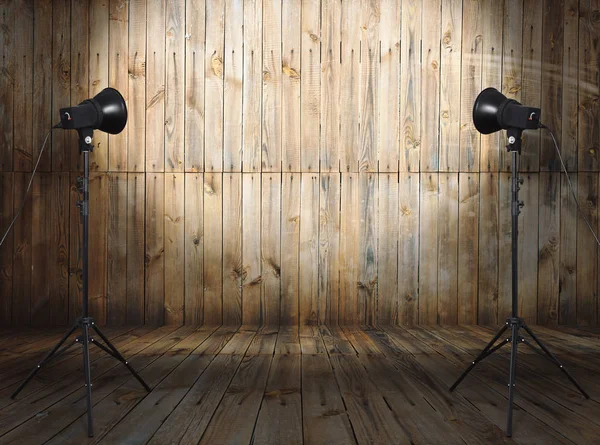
11 88 151 437
449 88 589 437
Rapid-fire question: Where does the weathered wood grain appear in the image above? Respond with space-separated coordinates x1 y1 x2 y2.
184 173 204 324
300 174 320 325
108 0 128 172
164 173 185 324
242 0 262 172
458 173 480 324
281 174 301 325
261 173 281 327
223 173 243 325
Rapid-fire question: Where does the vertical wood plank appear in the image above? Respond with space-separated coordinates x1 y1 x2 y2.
13 0 34 172
31 174 51 325
185 0 205 172
578 0 600 172
165 173 185 324
439 0 462 172
377 173 399 325
281 0 301 172
398 172 419 325
498 172 512 319
128 0 146 172
301 0 320 172
538 172 560 325
300 173 320 325
520 0 543 172
223 173 242 325
500 0 523 171
52 0 72 176
281 173 300 325
68 173 82 323
242 173 261 325
184 173 204 324
261 173 281 327
437 173 458 324
145 0 165 172
399 0 421 172
358 0 379 172
242 0 262 172
319 173 340 325
539 0 563 171
32 0 52 172
224 0 243 172
378 0 400 172
559 173 577 324
12 173 32 325
107 173 127 325
126 173 145 324
262 0 282 172
320 0 341 172
419 173 438 324
576 173 598 325
340 0 360 172
479 0 503 172
0 173 13 324
145 173 165 325
89 0 109 171
478 173 499 324
458 173 479 324
340 173 359 323
358 173 378 325
203 173 223 325
459 0 482 173
69 0 89 172
518 173 540 323
165 0 185 172
108 0 128 171
560 0 578 171
89 172 108 324
420 0 441 172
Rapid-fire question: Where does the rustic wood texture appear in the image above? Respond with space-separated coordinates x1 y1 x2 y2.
0 0 599 327
0 325 598 444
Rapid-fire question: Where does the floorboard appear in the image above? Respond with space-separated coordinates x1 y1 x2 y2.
0 325 597 445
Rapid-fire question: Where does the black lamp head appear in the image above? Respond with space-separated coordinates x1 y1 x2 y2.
473 87 541 135
58 87 127 135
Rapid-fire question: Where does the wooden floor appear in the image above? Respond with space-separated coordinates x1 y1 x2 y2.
0 324 599 445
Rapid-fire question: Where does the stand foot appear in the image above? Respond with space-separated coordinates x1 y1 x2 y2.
11 317 151 437
449 318 588 437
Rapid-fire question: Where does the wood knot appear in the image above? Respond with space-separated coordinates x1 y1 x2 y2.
211 52 223 77
282 64 300 79
431 60 439 70
309 33 319 42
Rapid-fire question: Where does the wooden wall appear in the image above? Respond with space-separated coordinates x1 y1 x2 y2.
0 0 599 327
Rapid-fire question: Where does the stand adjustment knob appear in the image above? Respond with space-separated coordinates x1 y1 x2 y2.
519 201 524 208
76 200 83 208
518 177 524 185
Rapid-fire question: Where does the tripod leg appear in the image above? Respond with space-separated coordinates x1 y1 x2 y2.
521 324 589 399
91 324 151 392
82 324 94 437
450 324 508 391
506 324 519 437
11 323 79 399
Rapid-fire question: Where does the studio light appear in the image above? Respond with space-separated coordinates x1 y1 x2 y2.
472 87 541 135
11 87 149 438
58 87 128 135
450 87 588 437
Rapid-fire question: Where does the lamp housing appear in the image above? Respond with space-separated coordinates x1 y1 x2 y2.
58 87 127 135
473 87 541 135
